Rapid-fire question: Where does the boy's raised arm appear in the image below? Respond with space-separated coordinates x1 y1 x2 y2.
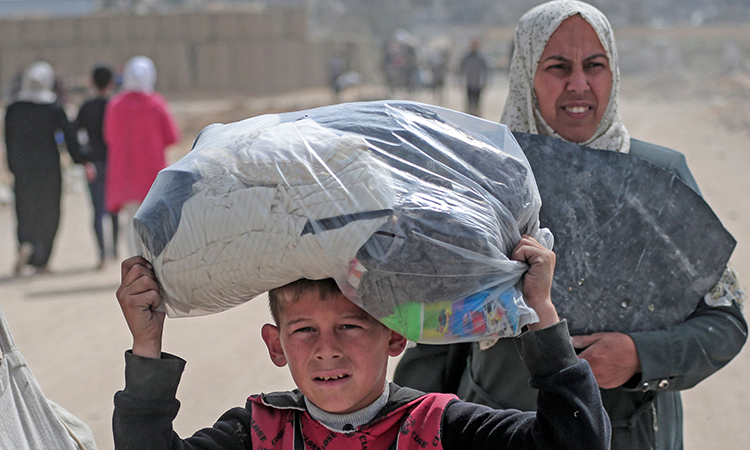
117 256 165 359
439 235 610 450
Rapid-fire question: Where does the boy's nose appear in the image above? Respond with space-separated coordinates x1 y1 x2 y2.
314 331 343 360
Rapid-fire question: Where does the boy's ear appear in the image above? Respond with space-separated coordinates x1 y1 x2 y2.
261 323 287 367
387 330 408 357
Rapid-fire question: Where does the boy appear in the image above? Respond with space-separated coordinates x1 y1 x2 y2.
73 64 119 269
114 235 610 449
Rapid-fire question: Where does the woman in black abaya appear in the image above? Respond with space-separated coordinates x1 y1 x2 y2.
5 61 82 275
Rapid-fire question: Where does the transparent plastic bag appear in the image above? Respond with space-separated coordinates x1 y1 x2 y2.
134 101 550 343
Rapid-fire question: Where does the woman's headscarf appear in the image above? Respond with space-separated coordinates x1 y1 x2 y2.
501 0 630 153
17 61 57 104
122 56 157 94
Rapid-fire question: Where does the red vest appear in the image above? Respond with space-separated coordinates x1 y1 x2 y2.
247 392 455 450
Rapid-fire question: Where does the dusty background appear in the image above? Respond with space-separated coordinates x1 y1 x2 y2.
1 71 749 449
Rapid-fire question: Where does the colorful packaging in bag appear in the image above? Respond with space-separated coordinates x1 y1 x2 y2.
379 288 539 343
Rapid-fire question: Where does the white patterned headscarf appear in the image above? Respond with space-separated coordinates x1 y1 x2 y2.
17 61 57 104
122 56 157 94
501 0 630 153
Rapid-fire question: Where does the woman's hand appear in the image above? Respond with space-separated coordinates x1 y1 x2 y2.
572 332 642 388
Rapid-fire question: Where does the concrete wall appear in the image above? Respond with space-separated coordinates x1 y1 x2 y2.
0 7 335 97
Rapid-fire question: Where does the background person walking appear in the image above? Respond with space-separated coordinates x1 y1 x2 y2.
4 61 83 275
103 56 179 256
459 39 489 117
74 64 119 270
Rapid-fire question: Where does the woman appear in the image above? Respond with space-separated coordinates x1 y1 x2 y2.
5 61 83 275
394 2 747 450
104 56 180 256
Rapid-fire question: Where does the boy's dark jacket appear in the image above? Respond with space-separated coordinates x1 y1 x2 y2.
113 321 610 450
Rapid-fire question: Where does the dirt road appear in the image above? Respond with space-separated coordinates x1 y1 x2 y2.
1 77 748 449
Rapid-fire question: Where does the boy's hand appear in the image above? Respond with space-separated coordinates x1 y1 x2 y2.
116 256 165 359
511 235 559 331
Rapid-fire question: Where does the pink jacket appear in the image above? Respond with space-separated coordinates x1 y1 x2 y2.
247 391 452 450
103 91 179 213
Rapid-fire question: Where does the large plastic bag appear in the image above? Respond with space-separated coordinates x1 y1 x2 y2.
134 101 551 343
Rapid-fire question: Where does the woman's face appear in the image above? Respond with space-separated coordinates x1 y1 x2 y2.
533 15 613 143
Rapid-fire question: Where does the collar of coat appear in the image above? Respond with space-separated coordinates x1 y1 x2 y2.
249 383 427 423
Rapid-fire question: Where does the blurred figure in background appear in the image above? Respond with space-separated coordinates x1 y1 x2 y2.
383 29 420 95
328 51 346 103
429 49 450 105
459 39 489 116
74 64 119 270
4 61 84 276
104 56 179 256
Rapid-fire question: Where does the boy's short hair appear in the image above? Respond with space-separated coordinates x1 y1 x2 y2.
268 278 341 325
92 65 113 90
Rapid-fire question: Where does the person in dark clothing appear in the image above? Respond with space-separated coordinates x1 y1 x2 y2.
4 61 84 275
459 39 489 117
113 236 611 450
74 64 119 269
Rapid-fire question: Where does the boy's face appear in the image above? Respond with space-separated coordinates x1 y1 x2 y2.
262 291 406 414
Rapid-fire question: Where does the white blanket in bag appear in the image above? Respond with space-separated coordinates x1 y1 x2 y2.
148 119 396 317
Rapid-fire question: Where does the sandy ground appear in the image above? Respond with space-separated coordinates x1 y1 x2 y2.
1 74 749 449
